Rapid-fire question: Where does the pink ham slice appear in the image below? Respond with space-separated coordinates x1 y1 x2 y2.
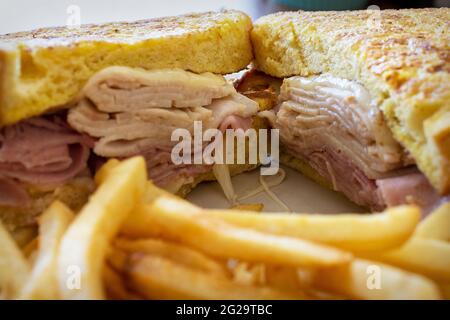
283 146 385 211
0 177 30 207
284 143 443 213
0 117 92 207
377 173 443 216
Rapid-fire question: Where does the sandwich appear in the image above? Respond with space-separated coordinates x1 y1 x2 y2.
252 8 450 212
0 10 273 232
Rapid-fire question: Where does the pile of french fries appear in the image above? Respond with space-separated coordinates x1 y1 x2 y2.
0 157 449 300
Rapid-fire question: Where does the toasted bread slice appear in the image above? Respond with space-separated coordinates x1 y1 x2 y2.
0 175 94 232
251 8 450 194
0 10 253 126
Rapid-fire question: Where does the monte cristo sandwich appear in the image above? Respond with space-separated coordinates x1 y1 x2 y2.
252 8 450 212
0 10 274 232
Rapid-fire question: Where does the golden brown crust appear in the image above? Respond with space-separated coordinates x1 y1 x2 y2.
252 8 450 193
0 10 253 126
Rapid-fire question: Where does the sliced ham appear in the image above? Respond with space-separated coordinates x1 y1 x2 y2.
136 147 210 186
284 143 443 213
0 116 91 207
68 67 258 189
377 173 442 215
283 145 385 211
0 177 30 207
0 145 90 187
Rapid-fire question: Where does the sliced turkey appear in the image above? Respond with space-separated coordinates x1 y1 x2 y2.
264 74 441 212
84 67 236 111
68 67 258 188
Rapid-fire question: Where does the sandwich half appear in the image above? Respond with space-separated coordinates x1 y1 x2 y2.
252 8 450 212
0 10 272 232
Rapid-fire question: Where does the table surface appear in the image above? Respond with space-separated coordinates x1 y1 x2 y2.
188 165 364 213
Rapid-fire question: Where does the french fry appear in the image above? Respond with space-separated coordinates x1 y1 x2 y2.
22 237 38 259
439 283 450 300
142 181 174 202
231 203 264 212
415 202 450 241
229 262 266 286
58 157 147 299
305 289 347 300
366 237 450 282
20 201 74 300
121 193 352 268
127 254 309 300
103 264 141 300
0 221 30 299
12 226 37 248
228 263 344 299
264 265 305 291
2 152 443 300
94 158 120 185
206 206 420 252
114 238 228 276
312 258 441 300
106 247 129 273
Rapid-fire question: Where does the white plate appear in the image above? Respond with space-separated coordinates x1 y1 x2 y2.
187 165 365 214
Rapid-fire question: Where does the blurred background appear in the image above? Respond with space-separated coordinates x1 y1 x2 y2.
0 0 448 34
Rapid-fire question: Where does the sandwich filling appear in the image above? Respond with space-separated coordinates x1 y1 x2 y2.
0 116 92 207
263 74 441 212
68 67 258 190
